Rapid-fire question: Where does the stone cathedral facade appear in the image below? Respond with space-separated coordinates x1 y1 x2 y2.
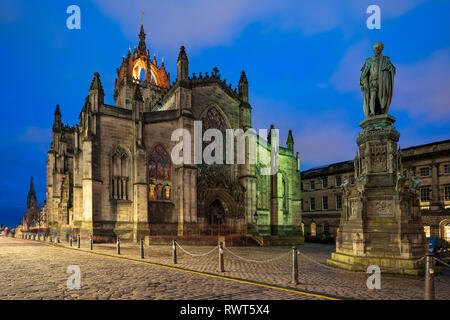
42 25 302 243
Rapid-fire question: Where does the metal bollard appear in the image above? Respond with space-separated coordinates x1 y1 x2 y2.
117 237 120 255
140 239 144 259
291 246 299 285
218 242 225 272
172 240 177 264
69 235 73 247
77 234 80 248
57 236 60 244
90 236 93 250
425 252 435 300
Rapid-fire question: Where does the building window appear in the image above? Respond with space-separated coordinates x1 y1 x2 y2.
309 180 315 190
419 167 430 177
322 177 328 189
350 175 355 184
424 226 431 238
148 145 172 201
311 222 316 237
420 187 431 202
336 194 342 209
445 185 450 201
445 164 450 174
111 147 129 200
282 179 288 210
335 176 342 187
322 196 328 210
310 198 315 211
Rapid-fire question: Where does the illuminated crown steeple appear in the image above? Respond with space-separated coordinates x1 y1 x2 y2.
113 23 170 108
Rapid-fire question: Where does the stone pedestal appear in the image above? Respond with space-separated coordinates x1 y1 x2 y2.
327 114 427 275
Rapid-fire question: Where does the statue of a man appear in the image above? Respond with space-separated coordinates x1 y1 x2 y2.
360 42 396 118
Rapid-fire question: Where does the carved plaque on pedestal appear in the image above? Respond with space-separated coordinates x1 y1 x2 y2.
367 199 394 217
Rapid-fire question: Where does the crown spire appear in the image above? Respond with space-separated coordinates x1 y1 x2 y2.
138 24 147 55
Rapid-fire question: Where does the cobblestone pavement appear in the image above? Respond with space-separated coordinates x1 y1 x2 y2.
1 236 449 300
0 237 324 300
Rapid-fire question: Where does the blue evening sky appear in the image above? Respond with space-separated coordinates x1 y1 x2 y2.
0 0 449 226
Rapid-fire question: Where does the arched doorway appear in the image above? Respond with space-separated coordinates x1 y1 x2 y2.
208 200 225 236
439 219 450 242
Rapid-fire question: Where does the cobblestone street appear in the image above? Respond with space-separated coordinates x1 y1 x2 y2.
1 236 449 300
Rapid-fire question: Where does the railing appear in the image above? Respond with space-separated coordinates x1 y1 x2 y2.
12 233 450 300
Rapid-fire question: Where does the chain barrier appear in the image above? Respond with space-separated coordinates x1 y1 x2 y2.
435 257 450 269
223 246 291 263
297 250 427 275
175 242 218 257
297 250 365 274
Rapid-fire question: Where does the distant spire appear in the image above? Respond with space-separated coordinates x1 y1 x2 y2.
54 104 61 116
29 176 34 193
53 105 62 130
267 124 275 143
239 70 248 85
286 129 294 150
177 46 189 81
89 72 104 94
238 70 249 103
27 177 38 210
177 46 188 62
138 24 147 55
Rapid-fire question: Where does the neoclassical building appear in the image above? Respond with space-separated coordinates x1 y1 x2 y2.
41 25 302 243
301 139 450 244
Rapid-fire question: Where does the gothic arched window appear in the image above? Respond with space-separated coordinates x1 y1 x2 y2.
197 106 231 190
148 145 171 201
111 147 129 200
256 165 269 209
282 178 288 211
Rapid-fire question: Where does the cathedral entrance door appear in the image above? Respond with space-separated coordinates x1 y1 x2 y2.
208 200 225 236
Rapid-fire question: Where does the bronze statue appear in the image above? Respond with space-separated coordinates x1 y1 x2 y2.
360 42 396 118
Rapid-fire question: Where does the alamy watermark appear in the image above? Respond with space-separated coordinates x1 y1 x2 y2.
66 265 81 289
366 265 381 290
171 122 280 175
66 5 81 30
366 5 381 30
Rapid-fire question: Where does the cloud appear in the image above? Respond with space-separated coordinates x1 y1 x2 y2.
93 0 276 50
330 40 450 123
18 127 52 145
395 48 450 122
0 0 20 24
93 0 425 50
294 118 358 169
330 39 370 93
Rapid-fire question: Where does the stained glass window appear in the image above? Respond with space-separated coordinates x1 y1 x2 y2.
149 183 156 200
148 145 172 201
149 145 171 180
